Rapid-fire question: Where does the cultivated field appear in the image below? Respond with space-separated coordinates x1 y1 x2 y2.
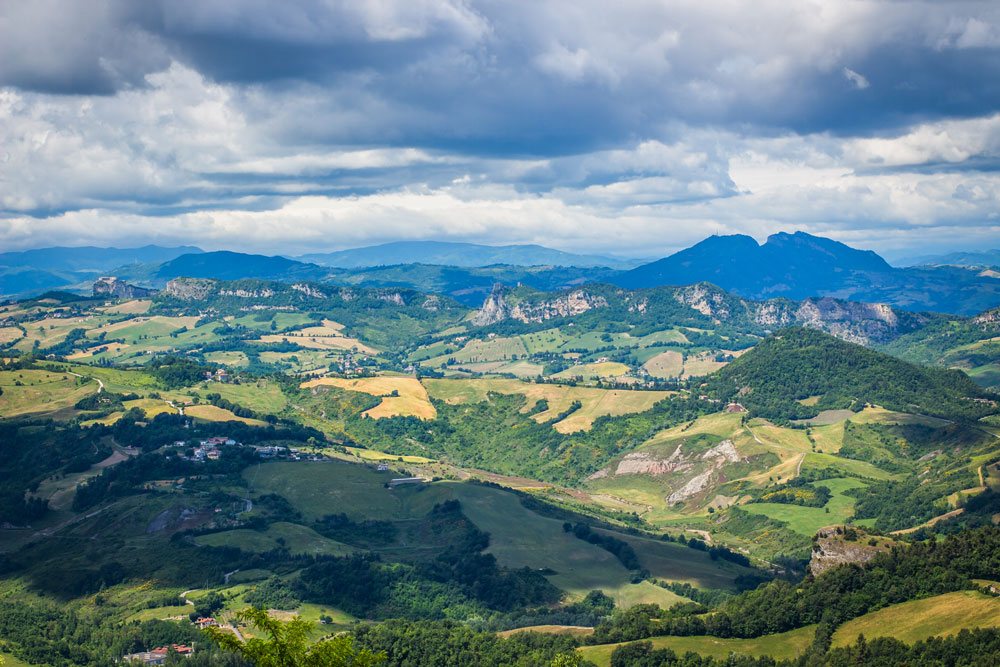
578 625 816 666
185 404 268 426
642 351 684 378
424 378 671 433
301 376 436 419
831 591 1000 647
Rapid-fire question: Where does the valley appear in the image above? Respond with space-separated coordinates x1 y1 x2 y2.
1 255 999 666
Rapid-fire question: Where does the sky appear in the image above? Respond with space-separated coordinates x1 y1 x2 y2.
1 1 1000 261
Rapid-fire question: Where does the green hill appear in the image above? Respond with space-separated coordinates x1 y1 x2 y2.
706 327 998 422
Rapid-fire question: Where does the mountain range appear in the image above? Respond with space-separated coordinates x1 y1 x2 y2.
297 241 638 269
4 234 1000 316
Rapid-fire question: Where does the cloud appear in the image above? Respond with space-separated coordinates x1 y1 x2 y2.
842 67 870 90
0 1 999 258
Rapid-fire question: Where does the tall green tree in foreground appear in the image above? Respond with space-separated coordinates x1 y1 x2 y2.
206 608 384 667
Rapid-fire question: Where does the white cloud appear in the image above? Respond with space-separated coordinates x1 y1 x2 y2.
842 67 870 90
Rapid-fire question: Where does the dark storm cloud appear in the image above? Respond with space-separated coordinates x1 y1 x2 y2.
1 1 1000 257
4 1 1000 146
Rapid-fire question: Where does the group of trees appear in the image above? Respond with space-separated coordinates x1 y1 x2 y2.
593 526 1000 644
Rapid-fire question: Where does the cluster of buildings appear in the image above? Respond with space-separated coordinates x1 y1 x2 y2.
203 368 230 383
176 436 239 462
121 644 194 665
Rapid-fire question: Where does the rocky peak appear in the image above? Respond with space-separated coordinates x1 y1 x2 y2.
472 283 511 326
92 276 156 299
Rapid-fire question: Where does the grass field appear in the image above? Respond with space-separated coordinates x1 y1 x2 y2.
194 522 357 556
0 326 23 344
424 378 671 433
185 404 269 426
194 380 288 414
345 447 435 464
497 625 594 638
741 477 867 536
831 591 1000 647
99 299 152 314
0 369 97 417
205 351 250 368
423 335 528 366
682 352 729 378
579 625 816 666
301 376 436 419
642 351 684 378
799 452 898 480
248 463 744 601
259 319 377 355
552 362 632 380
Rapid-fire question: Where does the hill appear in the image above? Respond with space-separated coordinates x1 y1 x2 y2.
705 327 998 421
614 232 1000 315
298 241 637 269
879 307 1000 390
155 251 328 282
0 245 202 298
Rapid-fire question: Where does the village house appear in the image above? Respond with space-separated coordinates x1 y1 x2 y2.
193 617 218 629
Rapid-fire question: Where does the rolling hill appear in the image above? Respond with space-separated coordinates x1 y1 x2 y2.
705 327 999 421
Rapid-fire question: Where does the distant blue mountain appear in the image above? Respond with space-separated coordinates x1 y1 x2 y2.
298 241 637 269
0 245 203 298
898 249 1000 268
0 245 202 272
615 231 892 297
155 251 327 281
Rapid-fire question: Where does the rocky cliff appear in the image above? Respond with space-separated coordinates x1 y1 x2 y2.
92 276 156 299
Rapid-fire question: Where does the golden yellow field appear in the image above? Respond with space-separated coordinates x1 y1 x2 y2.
0 327 23 344
185 404 268 426
423 378 671 433
552 362 632 380
301 376 436 419
259 331 377 354
99 299 152 314
682 351 729 377
67 342 131 360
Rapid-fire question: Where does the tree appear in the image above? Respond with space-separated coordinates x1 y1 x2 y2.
205 608 384 667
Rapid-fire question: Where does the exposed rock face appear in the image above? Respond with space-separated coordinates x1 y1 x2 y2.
92 276 156 299
666 469 715 504
675 283 734 320
791 298 907 345
613 446 690 476
163 278 216 300
809 526 895 577
472 284 512 326
509 289 608 322
473 284 610 326
701 439 740 463
292 283 326 298
219 287 275 298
